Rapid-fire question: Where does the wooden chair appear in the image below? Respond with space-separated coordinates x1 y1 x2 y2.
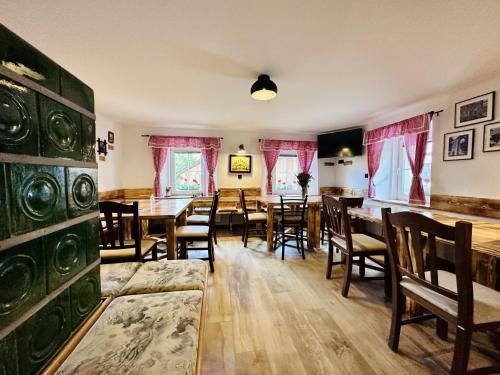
176 192 219 272
321 197 364 244
239 189 267 247
187 208 218 245
99 201 158 263
381 208 500 375
274 195 308 260
323 195 389 298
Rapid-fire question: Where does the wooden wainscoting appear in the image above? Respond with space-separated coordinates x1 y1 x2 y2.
430 194 500 220
320 186 367 197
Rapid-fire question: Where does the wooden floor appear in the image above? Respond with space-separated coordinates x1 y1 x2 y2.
201 234 500 374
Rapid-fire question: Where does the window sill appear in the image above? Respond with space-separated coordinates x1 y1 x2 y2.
371 197 430 209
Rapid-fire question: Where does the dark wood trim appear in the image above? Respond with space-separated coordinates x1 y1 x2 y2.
0 65 96 120
430 194 500 219
0 153 97 168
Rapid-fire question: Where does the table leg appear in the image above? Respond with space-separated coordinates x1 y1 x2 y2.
307 205 321 250
179 210 187 226
165 218 177 260
266 204 274 252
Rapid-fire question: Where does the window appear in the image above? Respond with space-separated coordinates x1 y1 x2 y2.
273 153 300 194
169 150 205 195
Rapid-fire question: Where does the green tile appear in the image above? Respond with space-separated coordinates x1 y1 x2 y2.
0 164 9 240
66 167 98 218
0 76 40 156
44 223 87 293
60 69 94 113
0 25 60 93
0 332 19 375
39 96 82 160
16 289 71 375
70 266 100 329
0 239 46 330
81 115 96 162
86 217 100 264
8 164 67 235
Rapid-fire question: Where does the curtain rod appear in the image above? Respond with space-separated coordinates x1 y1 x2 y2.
428 110 443 119
141 135 223 139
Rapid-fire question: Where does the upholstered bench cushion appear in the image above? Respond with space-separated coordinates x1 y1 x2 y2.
100 262 141 297
119 259 208 296
56 291 203 375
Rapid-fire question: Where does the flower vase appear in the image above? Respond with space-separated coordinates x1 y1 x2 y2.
301 186 307 198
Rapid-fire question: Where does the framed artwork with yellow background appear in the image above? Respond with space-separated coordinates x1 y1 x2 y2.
229 154 252 173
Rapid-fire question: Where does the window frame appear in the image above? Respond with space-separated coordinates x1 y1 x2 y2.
273 152 301 195
168 148 206 196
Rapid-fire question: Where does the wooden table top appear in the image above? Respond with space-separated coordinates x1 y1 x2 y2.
121 198 193 219
256 195 325 205
350 200 500 258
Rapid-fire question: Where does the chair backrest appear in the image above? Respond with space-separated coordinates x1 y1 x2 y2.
239 189 249 221
381 207 473 322
208 191 220 236
279 195 307 225
342 196 364 208
322 195 354 252
99 201 141 257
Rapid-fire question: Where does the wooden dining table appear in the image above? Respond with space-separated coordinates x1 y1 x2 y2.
134 198 193 259
256 195 323 252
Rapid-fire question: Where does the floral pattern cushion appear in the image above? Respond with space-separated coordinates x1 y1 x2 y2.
100 262 141 297
119 260 207 296
57 291 203 375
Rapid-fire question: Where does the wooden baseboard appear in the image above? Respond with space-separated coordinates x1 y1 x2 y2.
430 194 500 219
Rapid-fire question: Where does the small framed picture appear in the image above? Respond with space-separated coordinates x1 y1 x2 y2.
108 131 115 144
483 122 500 152
455 92 494 128
96 138 108 156
443 129 474 161
229 154 252 173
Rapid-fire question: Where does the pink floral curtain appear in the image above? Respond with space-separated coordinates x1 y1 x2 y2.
201 148 219 195
148 135 222 196
367 141 384 198
262 150 280 195
363 114 430 145
152 148 168 197
404 130 429 205
297 150 316 173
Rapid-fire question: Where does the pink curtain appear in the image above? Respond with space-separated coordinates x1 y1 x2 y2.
262 150 280 195
152 148 168 197
363 114 430 145
201 148 219 195
297 150 316 173
404 131 429 205
367 141 384 198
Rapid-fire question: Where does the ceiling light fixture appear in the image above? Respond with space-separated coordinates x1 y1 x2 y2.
251 74 277 101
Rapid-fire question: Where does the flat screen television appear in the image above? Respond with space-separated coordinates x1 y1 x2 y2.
317 128 364 158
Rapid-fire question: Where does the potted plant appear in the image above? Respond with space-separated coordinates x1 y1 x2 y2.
296 172 313 198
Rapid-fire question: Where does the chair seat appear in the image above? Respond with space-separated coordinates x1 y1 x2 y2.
401 270 500 325
100 239 157 261
186 214 209 224
247 212 267 222
277 215 304 223
177 225 209 238
218 207 237 213
332 233 386 253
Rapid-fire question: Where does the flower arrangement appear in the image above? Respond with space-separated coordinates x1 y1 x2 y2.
296 172 313 197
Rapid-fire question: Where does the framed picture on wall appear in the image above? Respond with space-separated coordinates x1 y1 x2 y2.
229 154 252 173
483 122 500 152
455 91 494 128
108 131 115 144
443 129 474 161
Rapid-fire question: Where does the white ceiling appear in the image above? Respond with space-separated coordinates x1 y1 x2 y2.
2 0 500 133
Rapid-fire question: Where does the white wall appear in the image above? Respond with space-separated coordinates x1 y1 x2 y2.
112 125 318 194
95 114 123 192
319 73 500 199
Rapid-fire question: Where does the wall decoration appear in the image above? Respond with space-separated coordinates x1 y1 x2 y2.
96 138 108 156
455 92 494 128
443 129 474 161
108 131 115 144
483 122 500 152
229 154 252 173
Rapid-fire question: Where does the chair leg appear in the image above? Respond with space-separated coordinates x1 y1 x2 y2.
450 326 472 375
273 223 280 251
358 255 365 277
243 223 249 247
241 221 245 241
388 290 405 351
341 255 353 297
281 226 286 260
326 241 334 279
208 239 215 273
384 254 391 298
300 225 305 260
152 244 158 261
213 226 218 245
295 231 301 254
436 318 448 341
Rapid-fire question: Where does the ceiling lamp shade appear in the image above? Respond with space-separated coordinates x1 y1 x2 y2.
251 74 277 101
